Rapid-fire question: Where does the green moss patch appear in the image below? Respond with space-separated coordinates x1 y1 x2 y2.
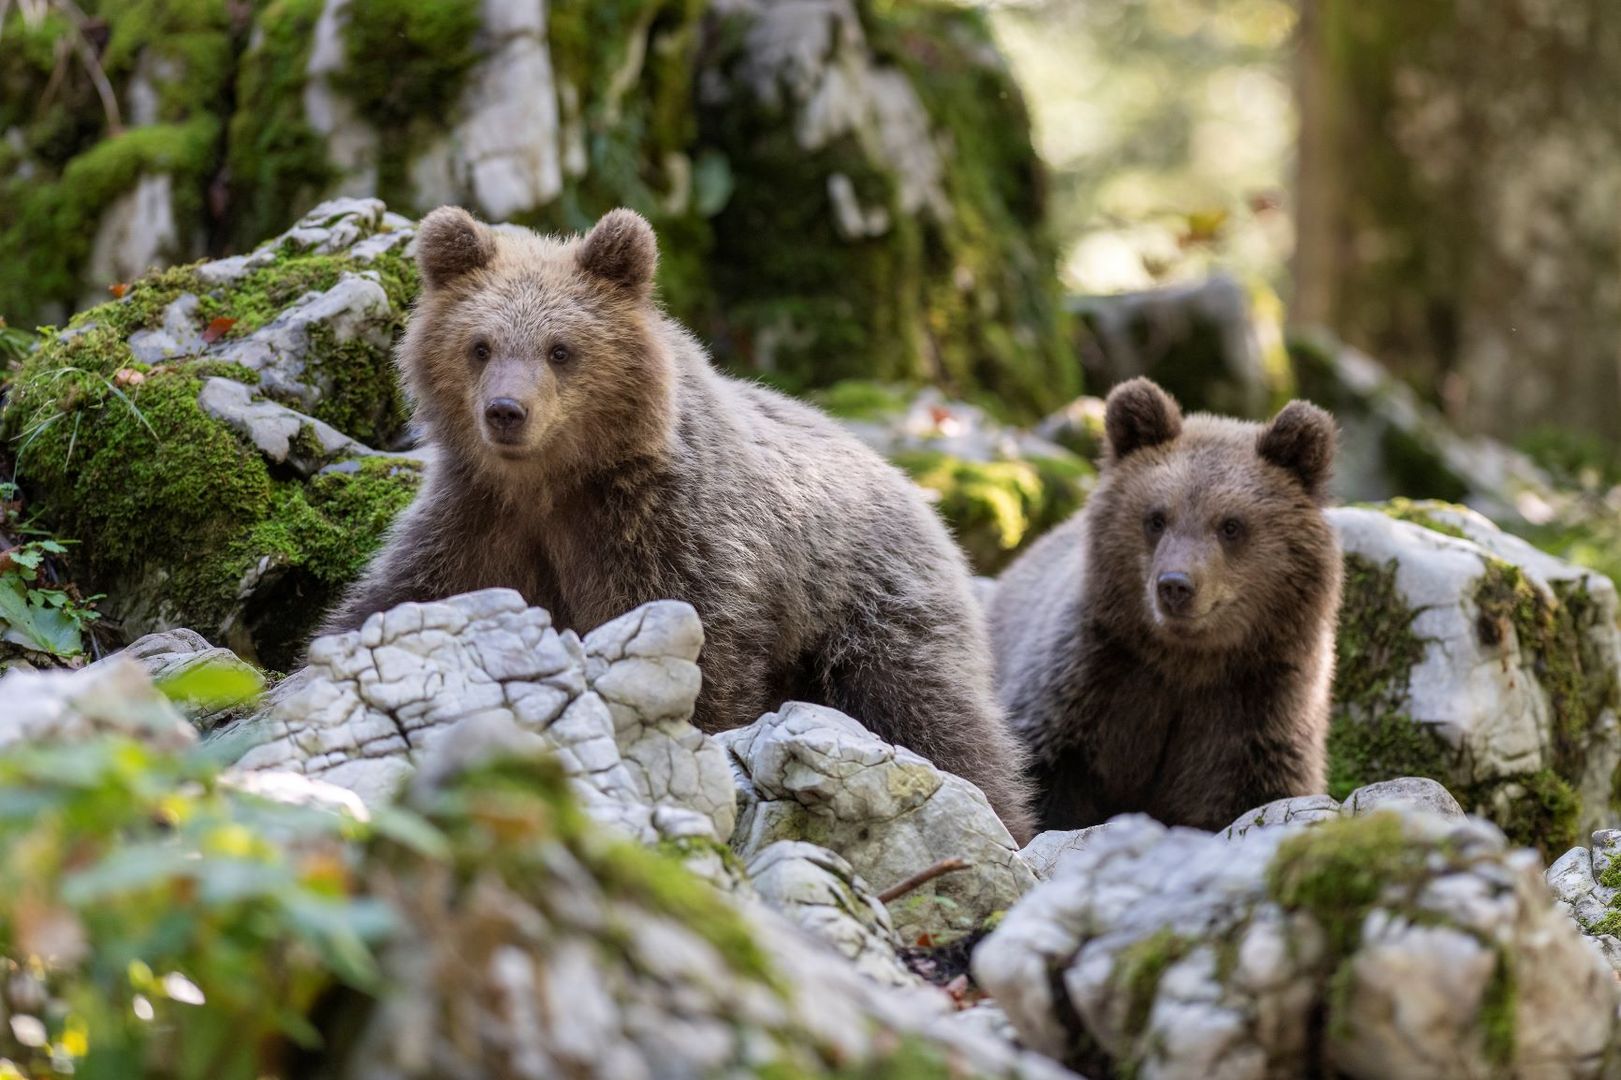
896 450 1092 574
1367 497 1470 539
1113 929 1191 1040
1484 769 1578 861
332 0 481 207
2 243 419 666
1328 554 1452 799
1474 560 1616 798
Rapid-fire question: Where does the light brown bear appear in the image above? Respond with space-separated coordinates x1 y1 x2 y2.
988 377 1341 832
322 206 1035 840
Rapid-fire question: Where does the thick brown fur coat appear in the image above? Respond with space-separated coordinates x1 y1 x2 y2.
323 207 1035 839
988 378 1342 832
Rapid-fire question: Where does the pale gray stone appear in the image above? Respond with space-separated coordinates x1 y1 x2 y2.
746 841 915 987
0 659 196 752
978 806 1618 1078
84 628 264 729
197 377 359 474
227 591 736 848
1343 777 1464 821
1330 506 1621 835
721 701 1034 944
1224 795 1344 840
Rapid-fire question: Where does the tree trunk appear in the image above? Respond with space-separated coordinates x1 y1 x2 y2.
1293 0 1621 444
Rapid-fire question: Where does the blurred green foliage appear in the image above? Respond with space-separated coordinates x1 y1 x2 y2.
0 734 404 1078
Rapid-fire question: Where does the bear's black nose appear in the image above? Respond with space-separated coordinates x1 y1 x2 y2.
484 397 527 436
1156 572 1195 613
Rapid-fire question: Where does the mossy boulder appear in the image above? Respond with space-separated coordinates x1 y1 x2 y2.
0 199 422 671
1069 273 1294 420
1 0 1075 415
1328 502 1621 858
826 382 1094 574
976 807 1619 1078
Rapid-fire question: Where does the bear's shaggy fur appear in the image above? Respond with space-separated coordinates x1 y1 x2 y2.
988 378 1342 832
324 206 1035 839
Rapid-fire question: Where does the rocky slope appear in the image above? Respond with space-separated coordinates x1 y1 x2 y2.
6 592 1620 1078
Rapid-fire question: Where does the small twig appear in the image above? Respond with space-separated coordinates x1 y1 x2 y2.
877 858 970 904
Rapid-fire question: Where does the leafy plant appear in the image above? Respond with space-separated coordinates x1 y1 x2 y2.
0 317 36 367
0 536 100 656
0 732 421 1078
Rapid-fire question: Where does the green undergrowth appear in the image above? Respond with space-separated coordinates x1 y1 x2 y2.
0 731 397 1078
0 713 839 1076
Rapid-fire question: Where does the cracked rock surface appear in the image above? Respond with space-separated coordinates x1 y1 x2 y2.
976 806 1617 1080
227 589 735 845
745 840 917 988
721 701 1035 945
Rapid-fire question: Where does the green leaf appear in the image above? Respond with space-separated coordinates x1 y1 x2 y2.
61 843 197 904
368 805 451 860
0 575 85 656
156 661 265 711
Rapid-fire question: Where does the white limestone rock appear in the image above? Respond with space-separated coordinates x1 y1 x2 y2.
0 658 196 752
720 701 1035 944
227 590 736 847
1330 503 1621 834
745 840 916 987
976 807 1618 1079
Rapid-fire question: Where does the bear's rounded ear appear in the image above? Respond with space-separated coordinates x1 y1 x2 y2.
1257 400 1337 499
1104 377 1183 463
579 208 657 293
416 206 495 289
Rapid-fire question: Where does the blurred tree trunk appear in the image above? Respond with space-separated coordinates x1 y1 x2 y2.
1294 0 1621 444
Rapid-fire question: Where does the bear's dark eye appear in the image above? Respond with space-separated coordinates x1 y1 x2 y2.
1145 511 1167 538
471 341 491 362
1220 517 1244 541
548 344 570 365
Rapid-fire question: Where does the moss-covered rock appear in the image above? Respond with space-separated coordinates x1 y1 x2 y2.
1 0 1073 415
828 383 1094 574
1328 502 1621 856
0 200 421 670
977 807 1620 1078
1070 273 1294 420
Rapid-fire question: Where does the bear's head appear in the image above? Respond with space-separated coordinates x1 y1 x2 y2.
1086 377 1341 658
398 206 673 484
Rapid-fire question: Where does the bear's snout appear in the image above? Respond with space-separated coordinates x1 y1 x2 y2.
1155 571 1196 614
484 397 529 443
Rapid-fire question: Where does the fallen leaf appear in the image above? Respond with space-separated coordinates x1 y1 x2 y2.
113 368 146 387
202 316 238 344
109 282 130 298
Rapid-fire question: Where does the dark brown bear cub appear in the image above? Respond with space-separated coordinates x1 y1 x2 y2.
323 206 1034 839
988 377 1341 833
